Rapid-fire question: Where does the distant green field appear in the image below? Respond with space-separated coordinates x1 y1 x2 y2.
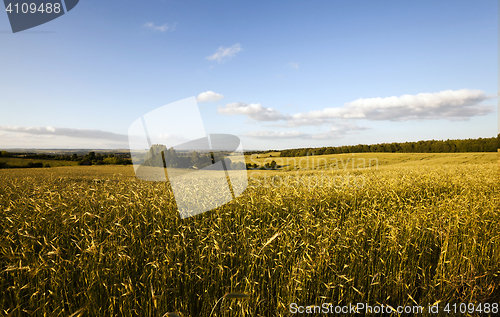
243 152 498 170
0 157 78 167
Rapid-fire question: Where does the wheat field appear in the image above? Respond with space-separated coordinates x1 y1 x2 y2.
0 153 499 316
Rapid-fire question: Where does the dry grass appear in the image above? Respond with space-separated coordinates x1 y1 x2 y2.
0 155 499 316
245 152 498 170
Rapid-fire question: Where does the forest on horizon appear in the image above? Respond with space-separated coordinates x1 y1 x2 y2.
277 135 499 157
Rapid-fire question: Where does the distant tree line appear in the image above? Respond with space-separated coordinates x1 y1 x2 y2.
244 150 279 156
280 135 499 157
0 151 12 157
0 161 50 169
0 150 133 167
246 160 278 170
77 151 132 166
0 150 51 168
140 145 246 170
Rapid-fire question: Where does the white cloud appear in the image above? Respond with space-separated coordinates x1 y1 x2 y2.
311 122 367 139
242 121 366 140
217 89 494 126
291 89 494 124
206 43 242 63
0 126 128 142
242 130 307 139
156 133 188 142
196 91 224 103
285 117 332 127
287 62 299 70
218 102 288 121
143 22 177 32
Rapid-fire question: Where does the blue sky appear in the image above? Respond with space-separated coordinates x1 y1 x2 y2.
0 0 497 150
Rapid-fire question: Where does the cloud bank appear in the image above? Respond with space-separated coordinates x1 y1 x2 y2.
218 89 494 126
218 102 288 121
0 126 128 142
243 130 307 139
243 122 366 140
292 89 493 123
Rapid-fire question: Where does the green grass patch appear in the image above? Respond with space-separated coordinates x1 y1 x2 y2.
0 157 78 168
